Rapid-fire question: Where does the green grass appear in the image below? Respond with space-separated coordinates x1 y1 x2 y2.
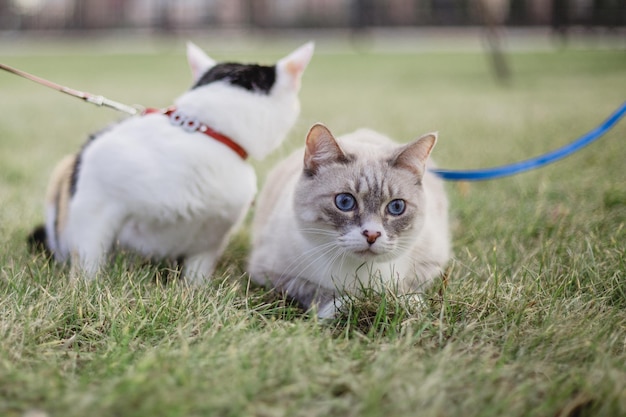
1 34 625 417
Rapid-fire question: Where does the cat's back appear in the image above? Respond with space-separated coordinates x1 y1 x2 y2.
252 148 303 235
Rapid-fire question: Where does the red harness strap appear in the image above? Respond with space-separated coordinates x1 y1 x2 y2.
142 107 248 160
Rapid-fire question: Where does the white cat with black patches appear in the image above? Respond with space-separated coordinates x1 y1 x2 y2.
249 123 450 318
30 41 314 283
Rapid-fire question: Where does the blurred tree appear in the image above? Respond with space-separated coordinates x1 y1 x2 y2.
68 0 87 29
592 0 625 27
551 0 570 41
247 0 270 28
431 0 471 25
477 0 511 83
156 0 173 33
351 0 376 29
0 0 13 30
508 0 529 25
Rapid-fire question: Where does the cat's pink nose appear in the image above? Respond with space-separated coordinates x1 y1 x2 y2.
362 230 381 244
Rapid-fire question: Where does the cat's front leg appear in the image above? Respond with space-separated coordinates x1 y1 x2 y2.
317 293 365 319
69 251 102 282
316 297 343 319
65 202 123 281
67 239 110 281
182 251 220 285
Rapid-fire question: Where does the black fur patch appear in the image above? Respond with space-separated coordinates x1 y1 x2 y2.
192 63 276 94
70 126 112 196
69 152 82 196
303 154 355 178
27 224 51 256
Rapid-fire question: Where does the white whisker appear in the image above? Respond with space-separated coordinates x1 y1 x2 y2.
279 241 343 285
297 227 337 236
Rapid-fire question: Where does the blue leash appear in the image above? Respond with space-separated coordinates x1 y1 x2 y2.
430 101 626 181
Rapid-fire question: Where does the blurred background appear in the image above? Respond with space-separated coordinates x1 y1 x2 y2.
0 0 624 35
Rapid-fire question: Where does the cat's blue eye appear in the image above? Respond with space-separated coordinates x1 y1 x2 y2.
387 199 406 216
335 193 356 212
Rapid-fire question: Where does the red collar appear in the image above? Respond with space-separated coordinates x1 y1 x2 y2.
142 107 248 160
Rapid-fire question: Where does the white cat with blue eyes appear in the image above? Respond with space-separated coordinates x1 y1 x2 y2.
30 41 314 283
249 123 451 318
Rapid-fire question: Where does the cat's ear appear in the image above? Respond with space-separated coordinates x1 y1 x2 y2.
391 132 438 178
304 123 346 175
186 42 216 82
276 42 315 91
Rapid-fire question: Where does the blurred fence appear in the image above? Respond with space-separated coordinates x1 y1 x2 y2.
0 0 624 32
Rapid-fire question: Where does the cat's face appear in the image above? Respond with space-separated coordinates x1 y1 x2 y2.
294 124 436 263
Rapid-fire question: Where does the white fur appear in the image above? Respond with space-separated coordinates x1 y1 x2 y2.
45 41 314 283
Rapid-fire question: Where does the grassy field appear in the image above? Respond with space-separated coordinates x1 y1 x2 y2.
0 33 625 417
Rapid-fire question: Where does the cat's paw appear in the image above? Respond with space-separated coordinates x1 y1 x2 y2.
315 297 347 319
316 301 337 319
401 293 426 308
317 298 343 319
